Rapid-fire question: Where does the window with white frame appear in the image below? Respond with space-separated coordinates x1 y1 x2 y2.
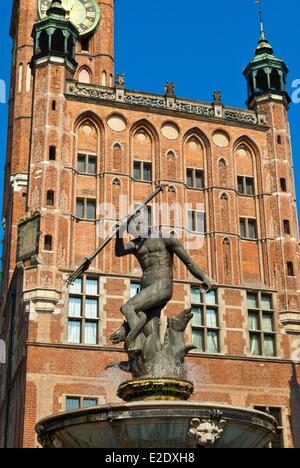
65 396 98 411
68 277 100 345
133 161 152 182
77 153 97 175
187 211 206 234
191 287 220 353
186 168 204 189
247 292 276 357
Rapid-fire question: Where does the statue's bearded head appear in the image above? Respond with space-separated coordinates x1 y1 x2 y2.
127 210 149 239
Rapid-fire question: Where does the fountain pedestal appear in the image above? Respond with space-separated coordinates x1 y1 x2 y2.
117 378 194 402
36 401 277 449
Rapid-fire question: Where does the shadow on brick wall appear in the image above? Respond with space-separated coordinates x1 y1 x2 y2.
289 363 300 448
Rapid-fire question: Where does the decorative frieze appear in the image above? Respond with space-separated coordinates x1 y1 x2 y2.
65 81 267 127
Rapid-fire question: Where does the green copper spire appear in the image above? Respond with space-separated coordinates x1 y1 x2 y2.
243 2 290 109
255 9 274 56
31 0 79 73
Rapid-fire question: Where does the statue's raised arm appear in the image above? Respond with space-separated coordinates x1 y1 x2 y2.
166 235 212 293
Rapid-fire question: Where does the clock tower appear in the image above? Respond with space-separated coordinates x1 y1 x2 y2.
1 1 300 449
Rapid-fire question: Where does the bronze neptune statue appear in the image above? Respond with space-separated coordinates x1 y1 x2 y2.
110 211 212 382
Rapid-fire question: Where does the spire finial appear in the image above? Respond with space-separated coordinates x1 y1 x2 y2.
254 0 273 55
256 0 265 40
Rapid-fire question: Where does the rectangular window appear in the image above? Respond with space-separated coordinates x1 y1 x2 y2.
77 154 86 173
134 162 141 180
247 292 276 357
280 178 287 192
82 398 98 408
86 200 96 220
76 199 84 219
287 262 294 277
66 396 99 411
186 168 204 189
238 177 244 194
187 169 193 188
254 407 284 448
237 176 255 196
248 219 257 239
133 161 152 182
240 218 257 239
66 397 81 411
143 163 152 182
68 276 100 345
76 199 96 220
80 38 90 52
191 287 220 354
283 220 290 235
88 156 97 175
187 211 206 234
246 178 255 195
77 153 97 175
49 146 56 161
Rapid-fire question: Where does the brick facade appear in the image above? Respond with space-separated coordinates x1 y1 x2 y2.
0 0 299 448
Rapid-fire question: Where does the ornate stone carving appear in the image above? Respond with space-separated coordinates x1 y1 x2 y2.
188 417 227 447
65 81 266 127
124 94 167 109
224 109 258 124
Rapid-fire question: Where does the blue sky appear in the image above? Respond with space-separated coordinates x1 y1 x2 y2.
0 0 299 251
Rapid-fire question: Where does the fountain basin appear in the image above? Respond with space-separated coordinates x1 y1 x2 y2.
36 401 276 449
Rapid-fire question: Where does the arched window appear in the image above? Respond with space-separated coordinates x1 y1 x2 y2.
26 63 31 92
18 63 23 93
113 144 123 172
51 29 65 53
222 238 232 283
185 137 204 168
67 36 75 56
167 151 176 180
256 69 269 93
44 235 53 251
78 68 90 84
39 30 49 54
102 71 107 86
218 159 227 187
270 69 281 91
220 193 229 232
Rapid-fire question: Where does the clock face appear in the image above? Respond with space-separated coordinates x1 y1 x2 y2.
38 0 101 36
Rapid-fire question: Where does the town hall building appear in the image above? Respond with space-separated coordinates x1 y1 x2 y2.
0 0 299 448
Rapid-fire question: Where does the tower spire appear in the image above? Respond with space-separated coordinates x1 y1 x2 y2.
243 0 290 109
254 0 273 56
258 0 265 40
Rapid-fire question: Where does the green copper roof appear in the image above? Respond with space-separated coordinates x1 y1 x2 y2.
47 0 67 18
255 18 274 56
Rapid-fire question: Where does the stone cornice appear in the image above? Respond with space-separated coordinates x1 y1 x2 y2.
65 81 269 129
